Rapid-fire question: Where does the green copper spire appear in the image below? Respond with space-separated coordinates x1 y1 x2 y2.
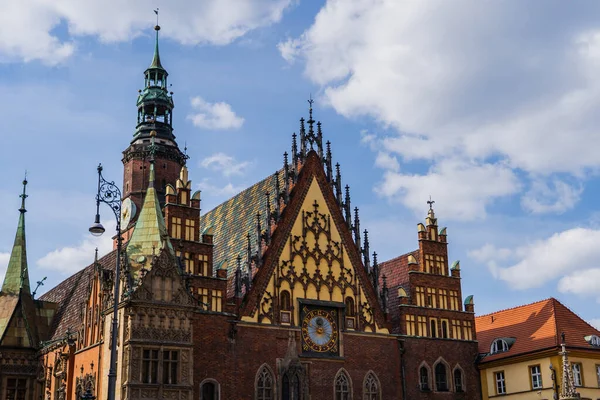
2 177 31 295
149 24 164 70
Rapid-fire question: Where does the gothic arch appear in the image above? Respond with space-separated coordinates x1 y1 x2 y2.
199 378 220 400
432 357 451 392
453 364 466 393
418 361 432 391
255 363 276 400
362 370 381 400
333 368 353 399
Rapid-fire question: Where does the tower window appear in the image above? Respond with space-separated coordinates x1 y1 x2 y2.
419 366 430 391
171 217 182 239
435 363 448 392
430 319 438 338
441 320 448 339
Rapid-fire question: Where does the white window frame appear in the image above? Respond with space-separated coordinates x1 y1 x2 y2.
572 363 582 387
495 371 506 395
530 365 542 389
596 364 600 387
490 339 508 354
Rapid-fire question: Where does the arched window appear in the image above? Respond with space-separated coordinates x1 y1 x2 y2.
490 339 509 354
200 380 219 400
280 290 291 310
430 319 438 338
345 297 355 316
454 368 464 393
441 321 448 339
334 369 352 400
435 363 448 392
281 371 301 400
255 365 274 400
419 366 430 391
363 372 380 400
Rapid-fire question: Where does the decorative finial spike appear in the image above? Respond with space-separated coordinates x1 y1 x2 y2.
344 185 352 228
427 195 435 211
19 172 28 213
353 207 361 249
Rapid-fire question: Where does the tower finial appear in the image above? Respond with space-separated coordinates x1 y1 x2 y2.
150 9 163 69
154 8 159 27
19 172 28 213
427 195 435 211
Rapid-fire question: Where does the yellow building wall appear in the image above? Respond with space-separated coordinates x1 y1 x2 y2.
568 354 600 399
242 177 388 333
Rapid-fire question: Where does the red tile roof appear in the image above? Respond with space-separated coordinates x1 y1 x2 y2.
378 250 418 289
475 298 600 363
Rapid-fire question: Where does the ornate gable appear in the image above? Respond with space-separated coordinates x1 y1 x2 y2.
241 152 388 334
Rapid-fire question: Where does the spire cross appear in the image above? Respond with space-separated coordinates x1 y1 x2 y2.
427 196 435 210
19 172 28 212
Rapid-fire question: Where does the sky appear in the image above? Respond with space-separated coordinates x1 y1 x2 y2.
1 0 599 330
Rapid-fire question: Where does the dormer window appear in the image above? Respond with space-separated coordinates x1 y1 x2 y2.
584 335 600 347
490 339 509 354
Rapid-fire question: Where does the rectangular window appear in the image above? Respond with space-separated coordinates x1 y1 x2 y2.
596 364 600 387
449 291 459 311
415 287 425 307
417 316 427 336
198 288 209 308
452 320 462 340
184 219 195 241
435 255 445 275
462 321 473 340
426 288 436 308
429 318 438 338
6 378 27 400
438 289 448 309
142 349 159 384
171 217 182 239
495 371 506 394
198 254 209 276
425 254 433 273
440 319 449 338
530 365 542 389
405 315 416 336
572 363 583 387
211 290 223 312
163 350 179 384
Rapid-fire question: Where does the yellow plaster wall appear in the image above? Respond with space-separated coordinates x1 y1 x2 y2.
483 356 556 399
243 177 388 333
568 354 600 399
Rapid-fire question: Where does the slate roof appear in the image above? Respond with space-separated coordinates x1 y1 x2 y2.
39 250 117 341
0 295 20 341
199 172 281 295
475 297 600 363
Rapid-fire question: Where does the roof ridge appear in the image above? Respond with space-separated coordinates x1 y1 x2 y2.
379 249 418 265
475 297 554 319
552 297 600 336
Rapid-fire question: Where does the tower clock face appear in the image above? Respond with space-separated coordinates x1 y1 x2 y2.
301 308 338 354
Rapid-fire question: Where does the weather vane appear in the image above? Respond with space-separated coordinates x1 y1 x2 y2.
154 8 159 26
427 195 435 210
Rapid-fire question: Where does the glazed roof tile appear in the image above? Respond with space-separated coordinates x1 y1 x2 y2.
475 297 600 363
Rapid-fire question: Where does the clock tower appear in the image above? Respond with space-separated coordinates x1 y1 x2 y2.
121 22 187 228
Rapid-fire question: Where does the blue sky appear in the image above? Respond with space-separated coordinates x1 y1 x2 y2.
1 0 599 329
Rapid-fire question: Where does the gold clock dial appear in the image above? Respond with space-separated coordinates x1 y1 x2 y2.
301 309 338 353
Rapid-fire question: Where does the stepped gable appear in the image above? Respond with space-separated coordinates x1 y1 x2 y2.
39 250 117 341
199 173 282 296
475 297 600 362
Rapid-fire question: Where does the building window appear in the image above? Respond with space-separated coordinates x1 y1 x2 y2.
435 255 445 275
345 297 355 316
282 371 302 400
281 291 291 311
530 365 542 389
572 363 583 387
171 217 182 239
334 370 351 400
198 254 209 276
6 378 27 400
405 315 416 336
419 366 430 391
452 320 462 340
211 290 223 312
201 380 219 400
415 287 425 307
362 372 380 400
435 363 448 392
256 365 274 400
163 351 179 384
142 349 159 383
441 320 448 339
185 219 195 241
449 291 459 310
425 254 433 273
587 335 600 346
454 368 464 392
495 371 506 395
183 252 195 274
438 289 448 309
417 316 427 336
198 288 209 308
426 288 436 308
490 339 509 354
430 319 438 338
596 364 600 387
462 321 473 340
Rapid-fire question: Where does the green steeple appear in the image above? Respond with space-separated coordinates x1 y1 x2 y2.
149 25 164 70
126 132 174 275
2 178 31 295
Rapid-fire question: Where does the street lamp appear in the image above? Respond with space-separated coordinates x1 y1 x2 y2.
89 163 122 400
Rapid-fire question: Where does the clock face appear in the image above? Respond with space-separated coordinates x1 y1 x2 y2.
120 198 136 230
301 308 338 354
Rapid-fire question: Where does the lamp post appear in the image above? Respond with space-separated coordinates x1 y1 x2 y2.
89 163 122 400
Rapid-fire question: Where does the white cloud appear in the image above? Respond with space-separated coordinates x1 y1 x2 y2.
589 318 600 330
197 179 246 198
187 97 245 130
0 252 10 283
471 228 600 291
522 179 583 214
36 222 114 274
200 153 252 177
375 159 520 220
282 1 600 216
0 0 293 65
374 152 399 172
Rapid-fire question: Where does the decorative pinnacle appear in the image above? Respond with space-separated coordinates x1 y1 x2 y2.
427 195 435 211
19 172 28 213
